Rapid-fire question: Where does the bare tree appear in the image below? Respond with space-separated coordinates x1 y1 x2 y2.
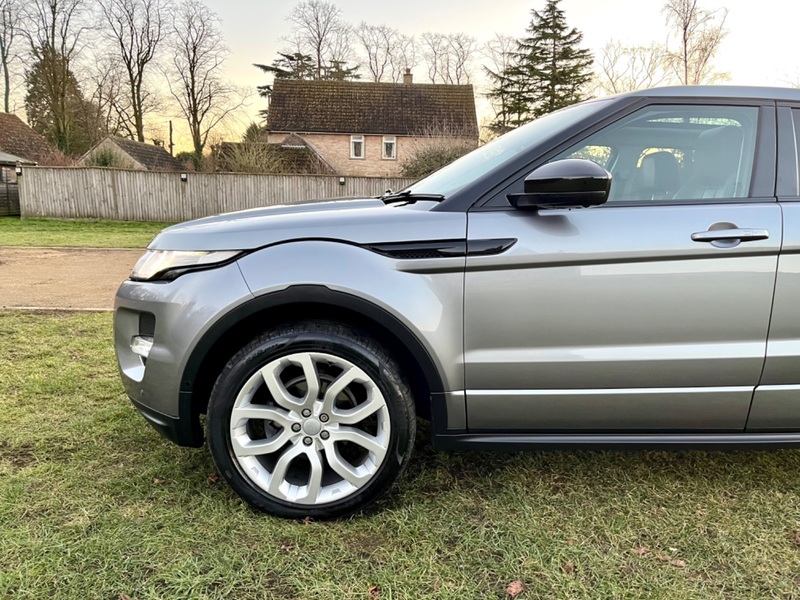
421 32 445 83
286 0 352 79
88 57 134 137
421 31 476 84
21 0 89 60
595 41 672 94
354 23 394 82
167 0 243 168
98 0 167 141
389 32 416 82
353 23 418 83
663 0 728 85
20 0 92 152
0 0 21 112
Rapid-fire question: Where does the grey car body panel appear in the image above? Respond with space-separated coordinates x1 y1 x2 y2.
468 387 754 431
115 261 254 417
236 237 467 395
749 200 800 429
148 198 459 251
464 203 782 430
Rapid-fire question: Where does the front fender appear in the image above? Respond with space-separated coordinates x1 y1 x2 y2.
234 240 465 393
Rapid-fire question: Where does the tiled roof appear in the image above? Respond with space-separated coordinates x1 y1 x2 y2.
108 136 184 172
268 79 478 138
0 113 68 165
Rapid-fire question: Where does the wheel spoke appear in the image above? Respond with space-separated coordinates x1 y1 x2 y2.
331 426 386 458
296 448 324 504
232 428 292 457
324 442 371 486
231 404 296 428
320 366 359 414
268 442 305 496
331 393 384 425
296 354 321 410
260 360 301 410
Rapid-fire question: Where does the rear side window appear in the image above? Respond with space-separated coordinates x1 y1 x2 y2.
554 105 759 203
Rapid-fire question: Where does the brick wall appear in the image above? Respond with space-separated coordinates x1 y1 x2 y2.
269 132 420 177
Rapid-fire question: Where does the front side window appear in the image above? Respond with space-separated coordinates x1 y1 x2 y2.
350 135 364 159
557 104 759 203
382 136 396 160
406 98 613 197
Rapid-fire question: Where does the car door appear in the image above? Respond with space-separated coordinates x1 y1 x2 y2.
749 105 800 430
464 100 781 432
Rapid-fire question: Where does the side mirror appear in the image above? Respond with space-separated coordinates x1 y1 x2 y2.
507 158 612 210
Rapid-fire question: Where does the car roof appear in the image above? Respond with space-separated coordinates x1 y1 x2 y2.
618 85 800 102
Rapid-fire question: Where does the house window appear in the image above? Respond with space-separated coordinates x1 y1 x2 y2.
382 136 396 160
350 135 364 159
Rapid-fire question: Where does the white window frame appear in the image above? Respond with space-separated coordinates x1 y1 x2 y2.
350 135 365 159
382 136 397 160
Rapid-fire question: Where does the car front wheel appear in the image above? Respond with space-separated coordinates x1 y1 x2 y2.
207 321 416 519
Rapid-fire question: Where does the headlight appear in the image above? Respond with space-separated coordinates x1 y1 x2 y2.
130 250 242 282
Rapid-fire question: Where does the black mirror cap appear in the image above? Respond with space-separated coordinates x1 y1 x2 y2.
508 158 612 210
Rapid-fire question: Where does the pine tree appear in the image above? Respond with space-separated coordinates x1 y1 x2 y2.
489 0 593 131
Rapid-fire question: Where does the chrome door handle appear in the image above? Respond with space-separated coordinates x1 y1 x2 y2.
691 228 770 244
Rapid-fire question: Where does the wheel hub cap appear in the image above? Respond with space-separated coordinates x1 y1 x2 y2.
302 418 322 436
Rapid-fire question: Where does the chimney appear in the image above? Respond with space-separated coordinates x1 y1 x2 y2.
403 68 413 85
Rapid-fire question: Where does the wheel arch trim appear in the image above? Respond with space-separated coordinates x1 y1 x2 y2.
179 285 447 435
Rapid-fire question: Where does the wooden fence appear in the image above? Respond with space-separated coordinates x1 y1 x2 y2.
18 167 417 222
0 181 20 216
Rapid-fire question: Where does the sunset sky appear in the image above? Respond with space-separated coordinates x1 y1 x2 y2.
185 0 800 145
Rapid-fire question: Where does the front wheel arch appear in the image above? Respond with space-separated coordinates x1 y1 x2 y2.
181 286 444 442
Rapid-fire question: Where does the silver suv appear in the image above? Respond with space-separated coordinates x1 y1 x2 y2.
115 86 800 518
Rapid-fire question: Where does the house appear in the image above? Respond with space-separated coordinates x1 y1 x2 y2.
81 136 184 172
266 72 479 177
215 133 336 175
0 112 68 166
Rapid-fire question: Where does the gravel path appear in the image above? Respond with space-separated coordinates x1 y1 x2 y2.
0 247 143 310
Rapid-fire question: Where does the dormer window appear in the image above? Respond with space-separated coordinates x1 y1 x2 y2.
382 136 396 160
350 135 364 159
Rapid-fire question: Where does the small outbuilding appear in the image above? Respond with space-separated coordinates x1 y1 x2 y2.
0 150 34 217
81 136 184 172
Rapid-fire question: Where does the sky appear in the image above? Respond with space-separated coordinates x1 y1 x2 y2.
194 0 800 143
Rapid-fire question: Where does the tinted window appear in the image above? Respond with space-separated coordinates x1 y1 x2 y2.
555 105 759 203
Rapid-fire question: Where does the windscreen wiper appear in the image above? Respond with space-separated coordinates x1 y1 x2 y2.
379 190 445 204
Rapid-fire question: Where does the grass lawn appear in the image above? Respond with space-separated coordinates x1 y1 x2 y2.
0 217 168 248
4 311 800 599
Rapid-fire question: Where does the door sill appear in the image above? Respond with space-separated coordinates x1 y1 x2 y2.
432 432 800 451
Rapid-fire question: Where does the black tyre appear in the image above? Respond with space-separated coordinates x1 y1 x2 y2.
207 321 416 519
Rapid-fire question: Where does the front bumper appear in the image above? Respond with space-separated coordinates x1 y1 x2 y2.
130 393 202 446
114 261 254 446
